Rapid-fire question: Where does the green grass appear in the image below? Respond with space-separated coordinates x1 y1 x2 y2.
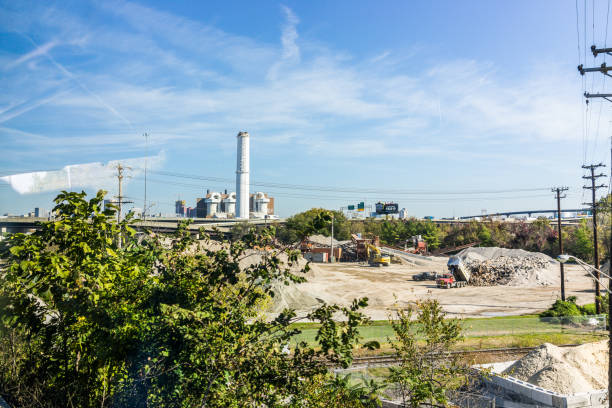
289 315 606 353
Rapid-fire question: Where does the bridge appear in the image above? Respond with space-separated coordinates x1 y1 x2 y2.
458 208 590 220
0 216 287 236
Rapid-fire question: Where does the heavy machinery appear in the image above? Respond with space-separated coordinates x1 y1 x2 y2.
366 244 391 267
436 256 471 288
404 235 427 255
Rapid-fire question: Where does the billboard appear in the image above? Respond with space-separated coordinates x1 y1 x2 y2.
375 202 399 214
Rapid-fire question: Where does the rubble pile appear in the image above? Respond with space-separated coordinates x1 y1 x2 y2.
465 255 552 286
457 247 558 287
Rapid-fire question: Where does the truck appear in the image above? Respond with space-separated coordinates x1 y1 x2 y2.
412 271 439 281
436 256 471 288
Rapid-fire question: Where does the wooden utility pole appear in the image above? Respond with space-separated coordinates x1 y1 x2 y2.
552 187 569 300
580 43 612 408
582 163 607 314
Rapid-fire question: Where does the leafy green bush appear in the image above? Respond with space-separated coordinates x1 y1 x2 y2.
0 191 380 408
540 296 582 318
580 303 597 316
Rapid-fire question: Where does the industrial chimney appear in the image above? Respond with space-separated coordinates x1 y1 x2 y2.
236 131 250 219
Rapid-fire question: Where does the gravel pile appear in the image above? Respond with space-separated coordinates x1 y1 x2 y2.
457 247 558 287
503 341 608 394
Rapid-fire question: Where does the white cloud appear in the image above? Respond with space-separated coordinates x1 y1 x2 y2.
0 0 583 165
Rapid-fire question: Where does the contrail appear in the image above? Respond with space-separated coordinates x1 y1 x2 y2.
23 35 134 129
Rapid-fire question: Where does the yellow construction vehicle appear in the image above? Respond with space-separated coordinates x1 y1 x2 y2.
366 244 391 267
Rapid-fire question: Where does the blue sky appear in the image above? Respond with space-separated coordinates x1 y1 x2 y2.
0 0 610 217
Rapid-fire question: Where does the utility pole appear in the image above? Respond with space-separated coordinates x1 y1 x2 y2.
330 212 334 263
143 132 149 221
114 164 133 249
552 187 569 300
582 163 607 314
580 43 612 408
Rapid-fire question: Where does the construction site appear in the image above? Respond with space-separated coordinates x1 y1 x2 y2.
267 235 598 320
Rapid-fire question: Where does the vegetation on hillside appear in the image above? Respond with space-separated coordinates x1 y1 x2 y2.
0 191 382 407
0 191 472 407
277 200 611 263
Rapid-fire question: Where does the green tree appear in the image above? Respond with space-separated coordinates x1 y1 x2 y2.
278 208 351 243
385 299 468 407
0 191 379 407
568 219 594 263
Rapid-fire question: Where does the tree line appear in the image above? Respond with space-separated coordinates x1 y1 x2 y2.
274 200 611 263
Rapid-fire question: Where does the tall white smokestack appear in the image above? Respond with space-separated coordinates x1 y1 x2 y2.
236 131 250 219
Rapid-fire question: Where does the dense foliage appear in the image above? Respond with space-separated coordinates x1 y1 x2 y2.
0 191 382 407
278 207 610 263
385 299 468 408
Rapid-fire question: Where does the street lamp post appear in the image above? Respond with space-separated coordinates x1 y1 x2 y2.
330 213 334 263
557 254 611 407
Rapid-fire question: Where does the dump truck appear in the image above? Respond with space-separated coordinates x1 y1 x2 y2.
366 244 391 267
436 256 471 288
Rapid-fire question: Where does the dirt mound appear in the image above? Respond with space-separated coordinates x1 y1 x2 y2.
503 341 608 394
457 247 558 287
306 234 348 247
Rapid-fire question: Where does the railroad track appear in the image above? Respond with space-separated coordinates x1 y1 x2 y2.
342 344 579 369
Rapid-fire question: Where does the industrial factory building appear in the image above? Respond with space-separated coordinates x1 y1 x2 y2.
176 192 274 219
174 131 276 219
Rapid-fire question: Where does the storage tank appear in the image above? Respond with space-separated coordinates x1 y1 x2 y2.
205 192 221 216
223 192 237 216
254 191 270 214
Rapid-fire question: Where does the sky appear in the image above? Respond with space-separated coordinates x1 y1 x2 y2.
1 0 611 218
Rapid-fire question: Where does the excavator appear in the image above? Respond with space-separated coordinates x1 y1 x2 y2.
366 244 391 267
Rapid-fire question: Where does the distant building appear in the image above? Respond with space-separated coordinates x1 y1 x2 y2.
185 189 275 219
34 207 48 218
399 208 409 219
175 200 186 217
195 198 206 218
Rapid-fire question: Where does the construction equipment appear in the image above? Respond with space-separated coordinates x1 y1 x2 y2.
436 256 471 288
404 235 427 254
366 244 391 267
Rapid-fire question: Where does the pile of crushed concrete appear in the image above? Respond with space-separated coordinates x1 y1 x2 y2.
503 341 608 394
457 247 558 287
237 249 324 314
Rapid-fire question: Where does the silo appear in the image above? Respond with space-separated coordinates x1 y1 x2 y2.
223 192 237 216
236 131 250 219
254 192 270 214
205 192 221 216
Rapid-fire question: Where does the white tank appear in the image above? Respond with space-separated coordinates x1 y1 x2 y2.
205 192 221 216
222 192 237 216
254 191 270 214
236 132 250 219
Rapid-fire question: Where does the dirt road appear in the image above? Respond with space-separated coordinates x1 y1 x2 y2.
295 259 596 319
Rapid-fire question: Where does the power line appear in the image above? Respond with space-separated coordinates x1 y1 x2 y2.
142 168 551 196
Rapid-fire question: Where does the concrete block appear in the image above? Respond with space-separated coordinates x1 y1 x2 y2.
564 393 591 408
530 387 554 406
552 394 567 408
589 390 608 407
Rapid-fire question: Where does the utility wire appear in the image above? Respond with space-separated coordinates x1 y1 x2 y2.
142 169 551 196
